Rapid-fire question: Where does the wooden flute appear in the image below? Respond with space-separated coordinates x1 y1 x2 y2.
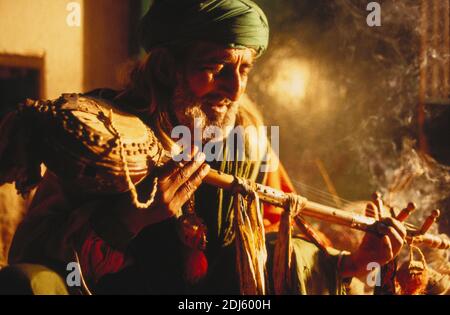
203 169 450 250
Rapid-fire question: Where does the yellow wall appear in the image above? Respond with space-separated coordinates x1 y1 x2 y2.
0 0 84 99
83 0 131 92
0 0 132 267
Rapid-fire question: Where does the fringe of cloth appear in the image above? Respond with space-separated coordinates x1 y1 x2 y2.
233 178 268 295
272 210 293 294
273 193 307 294
233 178 334 295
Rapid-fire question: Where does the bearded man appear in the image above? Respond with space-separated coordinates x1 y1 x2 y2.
1 0 406 295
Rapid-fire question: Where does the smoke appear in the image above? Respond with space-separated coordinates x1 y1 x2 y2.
249 0 449 279
249 0 428 199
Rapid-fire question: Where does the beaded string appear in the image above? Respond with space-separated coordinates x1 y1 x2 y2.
94 105 158 209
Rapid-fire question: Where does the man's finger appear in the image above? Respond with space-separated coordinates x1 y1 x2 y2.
377 223 404 259
170 151 206 185
156 147 201 202
157 146 200 180
381 235 394 263
172 163 210 209
380 217 407 240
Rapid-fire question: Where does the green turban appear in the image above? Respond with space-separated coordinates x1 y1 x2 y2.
139 0 269 57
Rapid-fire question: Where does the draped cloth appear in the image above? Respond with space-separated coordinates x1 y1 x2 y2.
272 194 328 294
273 199 302 295
139 0 269 57
233 178 267 295
232 179 346 295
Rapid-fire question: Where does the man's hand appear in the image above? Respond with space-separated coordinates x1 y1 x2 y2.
339 204 407 278
120 146 210 235
151 146 210 220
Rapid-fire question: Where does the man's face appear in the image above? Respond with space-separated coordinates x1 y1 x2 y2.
171 42 255 141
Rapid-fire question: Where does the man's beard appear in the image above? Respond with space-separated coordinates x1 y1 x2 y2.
171 80 239 143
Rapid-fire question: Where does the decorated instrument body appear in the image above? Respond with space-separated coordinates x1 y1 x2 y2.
19 93 165 195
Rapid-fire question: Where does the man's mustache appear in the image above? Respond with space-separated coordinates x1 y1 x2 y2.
202 96 232 107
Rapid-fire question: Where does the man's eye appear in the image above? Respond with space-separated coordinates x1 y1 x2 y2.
202 65 223 73
240 66 252 75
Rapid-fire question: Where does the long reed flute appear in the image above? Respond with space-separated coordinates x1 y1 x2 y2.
203 169 450 250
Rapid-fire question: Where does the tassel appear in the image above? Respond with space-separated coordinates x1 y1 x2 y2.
396 262 428 295
396 246 428 295
184 247 208 284
233 183 267 295
177 207 208 285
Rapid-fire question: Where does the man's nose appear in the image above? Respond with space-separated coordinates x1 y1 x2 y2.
218 69 245 102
